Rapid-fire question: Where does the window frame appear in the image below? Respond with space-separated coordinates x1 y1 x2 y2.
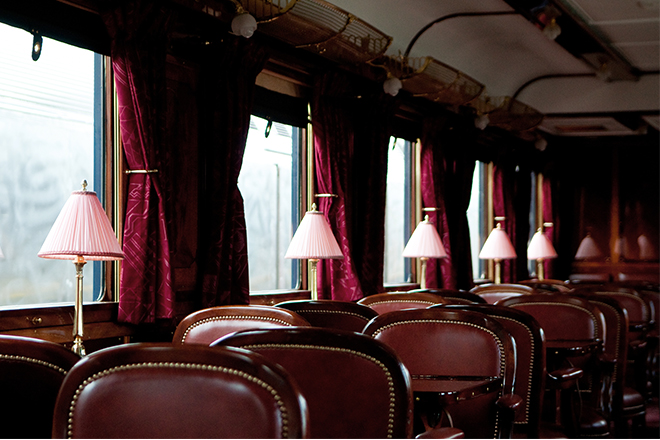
0 16 125 349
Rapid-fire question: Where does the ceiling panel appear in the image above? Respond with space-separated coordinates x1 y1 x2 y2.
598 20 659 43
614 42 660 70
319 0 658 134
561 0 659 22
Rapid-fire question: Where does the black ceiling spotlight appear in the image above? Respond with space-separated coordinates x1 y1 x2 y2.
31 30 42 61
32 30 44 61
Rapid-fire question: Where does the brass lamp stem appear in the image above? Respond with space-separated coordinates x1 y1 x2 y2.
536 259 545 280
72 256 87 356
494 258 502 284
420 257 428 290
309 259 319 300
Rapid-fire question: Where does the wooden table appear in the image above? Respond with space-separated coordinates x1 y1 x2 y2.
411 375 503 429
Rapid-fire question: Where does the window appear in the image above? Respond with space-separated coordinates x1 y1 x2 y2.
467 161 487 280
384 137 412 284
240 115 301 291
0 23 105 306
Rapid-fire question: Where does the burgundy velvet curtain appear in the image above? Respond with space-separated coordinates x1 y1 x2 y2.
542 175 556 279
103 1 174 324
420 117 476 290
198 38 269 308
312 71 394 300
493 161 532 282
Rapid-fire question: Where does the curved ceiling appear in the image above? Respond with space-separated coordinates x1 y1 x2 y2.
324 0 659 134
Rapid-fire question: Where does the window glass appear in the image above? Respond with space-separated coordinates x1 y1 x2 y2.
467 161 486 280
0 23 98 306
384 137 410 284
240 115 299 291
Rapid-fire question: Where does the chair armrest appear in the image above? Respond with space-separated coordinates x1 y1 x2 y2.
547 367 583 389
598 353 616 373
496 394 523 439
496 393 523 411
630 339 648 354
416 427 465 439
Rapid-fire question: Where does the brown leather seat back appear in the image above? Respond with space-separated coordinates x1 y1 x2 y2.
471 283 534 304
52 343 308 439
172 305 311 344
575 293 630 419
597 290 651 340
498 294 606 411
498 294 603 343
410 288 488 304
357 292 446 314
0 335 80 439
433 304 546 438
362 308 516 438
214 327 413 439
275 299 378 332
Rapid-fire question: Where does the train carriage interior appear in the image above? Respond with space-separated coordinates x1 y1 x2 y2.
0 0 658 438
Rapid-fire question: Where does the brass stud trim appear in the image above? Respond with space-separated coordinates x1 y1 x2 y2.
239 343 398 438
65 362 290 438
182 315 296 343
0 354 69 375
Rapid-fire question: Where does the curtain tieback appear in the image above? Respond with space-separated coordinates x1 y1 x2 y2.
125 169 159 174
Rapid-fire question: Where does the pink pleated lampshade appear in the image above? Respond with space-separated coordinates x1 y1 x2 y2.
479 224 517 260
285 205 343 260
402 216 447 259
38 188 124 261
527 230 558 260
575 234 602 260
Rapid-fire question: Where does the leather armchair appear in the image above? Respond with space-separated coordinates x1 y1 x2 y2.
497 294 610 438
275 299 378 332
357 292 447 314
172 304 311 344
362 308 521 438
434 304 546 438
0 335 80 439
469 283 534 304
52 343 309 438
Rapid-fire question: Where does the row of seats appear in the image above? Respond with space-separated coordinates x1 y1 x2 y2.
167 281 657 438
1 281 655 439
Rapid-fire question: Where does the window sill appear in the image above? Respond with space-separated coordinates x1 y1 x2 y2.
0 302 136 350
250 290 311 306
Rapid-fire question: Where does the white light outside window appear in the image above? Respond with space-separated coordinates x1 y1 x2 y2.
0 23 96 306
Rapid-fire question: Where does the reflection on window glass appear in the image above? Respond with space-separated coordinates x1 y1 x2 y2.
384 137 409 284
0 23 97 306
240 115 298 291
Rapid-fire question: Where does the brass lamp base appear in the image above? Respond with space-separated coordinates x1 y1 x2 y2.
536 259 545 281
420 258 428 290
309 258 320 300
494 259 502 284
72 256 87 356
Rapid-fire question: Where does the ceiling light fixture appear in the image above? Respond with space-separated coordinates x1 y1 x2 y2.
542 18 561 40
383 75 402 96
474 113 490 130
230 3 257 38
31 31 42 61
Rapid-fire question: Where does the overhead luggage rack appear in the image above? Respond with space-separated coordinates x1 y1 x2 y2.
244 0 392 64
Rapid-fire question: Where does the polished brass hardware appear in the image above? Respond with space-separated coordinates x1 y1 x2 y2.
125 169 158 174
30 316 42 325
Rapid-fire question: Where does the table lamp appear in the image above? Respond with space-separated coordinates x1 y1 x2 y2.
479 220 516 284
575 233 602 260
285 203 343 300
38 181 124 355
527 228 557 280
402 215 447 289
